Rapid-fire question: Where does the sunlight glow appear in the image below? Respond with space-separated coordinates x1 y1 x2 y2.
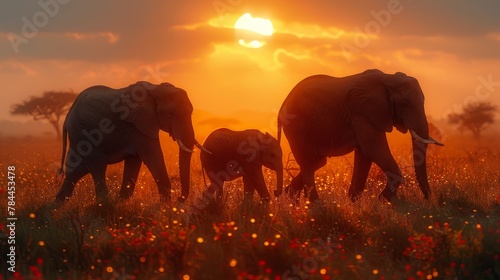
238 39 264 48
234 13 274 48
234 13 274 36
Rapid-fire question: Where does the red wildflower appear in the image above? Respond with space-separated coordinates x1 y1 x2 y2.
29 265 42 278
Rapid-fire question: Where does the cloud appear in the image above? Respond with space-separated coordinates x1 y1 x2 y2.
0 60 36 76
65 32 119 43
241 0 500 37
370 34 500 61
0 1 225 62
275 21 345 40
3 1 500 64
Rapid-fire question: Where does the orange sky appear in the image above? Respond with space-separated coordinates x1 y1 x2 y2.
1 1 500 135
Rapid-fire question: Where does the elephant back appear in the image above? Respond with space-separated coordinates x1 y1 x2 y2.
65 86 122 132
201 128 261 171
203 128 246 150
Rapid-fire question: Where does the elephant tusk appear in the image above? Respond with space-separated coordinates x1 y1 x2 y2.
195 140 212 154
428 136 444 146
410 130 444 146
177 139 194 153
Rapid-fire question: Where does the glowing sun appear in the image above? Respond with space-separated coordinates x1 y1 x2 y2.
234 13 274 48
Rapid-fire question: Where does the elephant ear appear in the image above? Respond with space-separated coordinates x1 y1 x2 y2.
123 82 160 139
258 132 276 147
150 83 192 114
348 72 393 132
264 132 273 142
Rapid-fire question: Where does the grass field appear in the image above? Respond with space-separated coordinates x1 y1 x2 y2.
1 136 500 279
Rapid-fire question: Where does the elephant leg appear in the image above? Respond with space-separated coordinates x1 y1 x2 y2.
119 155 142 199
215 183 224 202
245 168 270 203
205 167 226 201
301 168 318 202
299 157 327 203
207 182 221 198
286 172 304 203
243 191 254 205
139 141 172 202
86 154 109 203
348 149 372 202
241 176 256 214
286 170 320 204
359 134 402 202
55 162 89 203
377 159 402 202
354 120 403 202
374 153 402 202
243 181 255 199
242 176 256 203
200 178 222 214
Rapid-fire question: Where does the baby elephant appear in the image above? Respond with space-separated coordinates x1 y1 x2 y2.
200 128 283 203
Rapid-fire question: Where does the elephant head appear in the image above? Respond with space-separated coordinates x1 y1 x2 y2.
257 132 284 197
123 82 207 201
348 70 443 198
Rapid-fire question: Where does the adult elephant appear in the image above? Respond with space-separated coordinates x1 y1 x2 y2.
277 69 443 203
56 81 209 204
200 128 283 204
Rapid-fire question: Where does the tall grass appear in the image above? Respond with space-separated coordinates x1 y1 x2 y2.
0 137 499 279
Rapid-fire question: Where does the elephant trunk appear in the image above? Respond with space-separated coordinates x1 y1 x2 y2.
178 148 192 202
412 137 430 199
174 120 195 202
274 166 283 197
410 123 431 199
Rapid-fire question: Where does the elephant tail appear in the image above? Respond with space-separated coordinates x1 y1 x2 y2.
56 125 67 182
277 116 282 144
201 162 209 189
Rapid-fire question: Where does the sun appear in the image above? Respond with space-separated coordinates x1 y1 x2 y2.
234 13 274 48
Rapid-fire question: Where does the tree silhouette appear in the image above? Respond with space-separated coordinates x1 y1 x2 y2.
448 101 497 141
11 91 77 139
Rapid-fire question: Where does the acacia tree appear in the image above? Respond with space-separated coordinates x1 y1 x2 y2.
11 91 77 139
448 101 497 141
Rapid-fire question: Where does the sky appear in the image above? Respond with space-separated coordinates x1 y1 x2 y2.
1 0 500 133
